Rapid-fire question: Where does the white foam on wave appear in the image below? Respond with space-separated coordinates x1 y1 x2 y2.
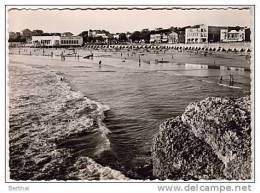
201 79 215 84
57 73 112 156
218 83 242 89
92 100 112 155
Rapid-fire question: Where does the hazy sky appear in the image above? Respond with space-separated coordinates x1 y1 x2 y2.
8 7 253 35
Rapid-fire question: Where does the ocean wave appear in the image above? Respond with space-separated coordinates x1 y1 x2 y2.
8 62 124 180
52 71 112 155
217 83 242 89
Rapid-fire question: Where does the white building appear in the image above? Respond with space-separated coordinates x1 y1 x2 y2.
168 31 178 44
220 29 245 42
150 33 163 43
113 34 120 40
32 36 60 47
31 35 83 47
185 24 208 44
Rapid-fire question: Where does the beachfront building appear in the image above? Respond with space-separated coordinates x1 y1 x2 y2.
220 28 245 42
126 32 132 40
150 28 172 44
185 24 208 44
168 31 179 44
60 36 83 47
208 26 227 43
113 33 120 40
150 33 162 43
31 35 83 47
32 35 61 47
88 29 109 43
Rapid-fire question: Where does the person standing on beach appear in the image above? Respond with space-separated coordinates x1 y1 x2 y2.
99 60 102 68
219 76 223 84
229 74 234 85
139 57 141 67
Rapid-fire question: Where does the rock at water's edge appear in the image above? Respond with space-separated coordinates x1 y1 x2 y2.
152 96 251 180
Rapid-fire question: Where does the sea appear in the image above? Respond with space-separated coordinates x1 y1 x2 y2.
8 48 251 180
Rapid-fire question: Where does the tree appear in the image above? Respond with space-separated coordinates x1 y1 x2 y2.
95 36 104 43
140 29 151 43
78 31 89 44
119 33 127 42
22 29 32 41
62 32 73 36
32 29 44 36
129 31 142 42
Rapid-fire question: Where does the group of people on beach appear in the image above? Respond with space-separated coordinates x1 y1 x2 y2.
219 74 234 86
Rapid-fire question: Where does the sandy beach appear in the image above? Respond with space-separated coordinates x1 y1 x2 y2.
9 46 251 70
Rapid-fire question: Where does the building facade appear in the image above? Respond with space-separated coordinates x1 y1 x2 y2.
168 31 179 44
31 35 83 47
60 36 83 46
150 33 162 43
220 28 245 42
185 24 208 44
32 36 60 47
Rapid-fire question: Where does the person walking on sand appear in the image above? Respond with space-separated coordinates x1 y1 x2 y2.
229 74 234 85
219 76 223 84
139 58 141 67
99 60 102 68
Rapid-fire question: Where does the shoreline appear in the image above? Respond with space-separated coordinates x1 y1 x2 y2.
9 46 251 70
8 61 128 180
8 54 251 181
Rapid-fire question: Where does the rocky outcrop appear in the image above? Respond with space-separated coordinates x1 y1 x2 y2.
152 96 251 180
66 157 128 180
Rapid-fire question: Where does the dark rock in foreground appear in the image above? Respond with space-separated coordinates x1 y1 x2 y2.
152 96 251 180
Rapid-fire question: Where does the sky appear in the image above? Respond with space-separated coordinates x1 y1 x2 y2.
7 6 253 35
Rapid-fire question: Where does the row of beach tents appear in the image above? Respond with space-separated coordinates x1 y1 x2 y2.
83 44 251 53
